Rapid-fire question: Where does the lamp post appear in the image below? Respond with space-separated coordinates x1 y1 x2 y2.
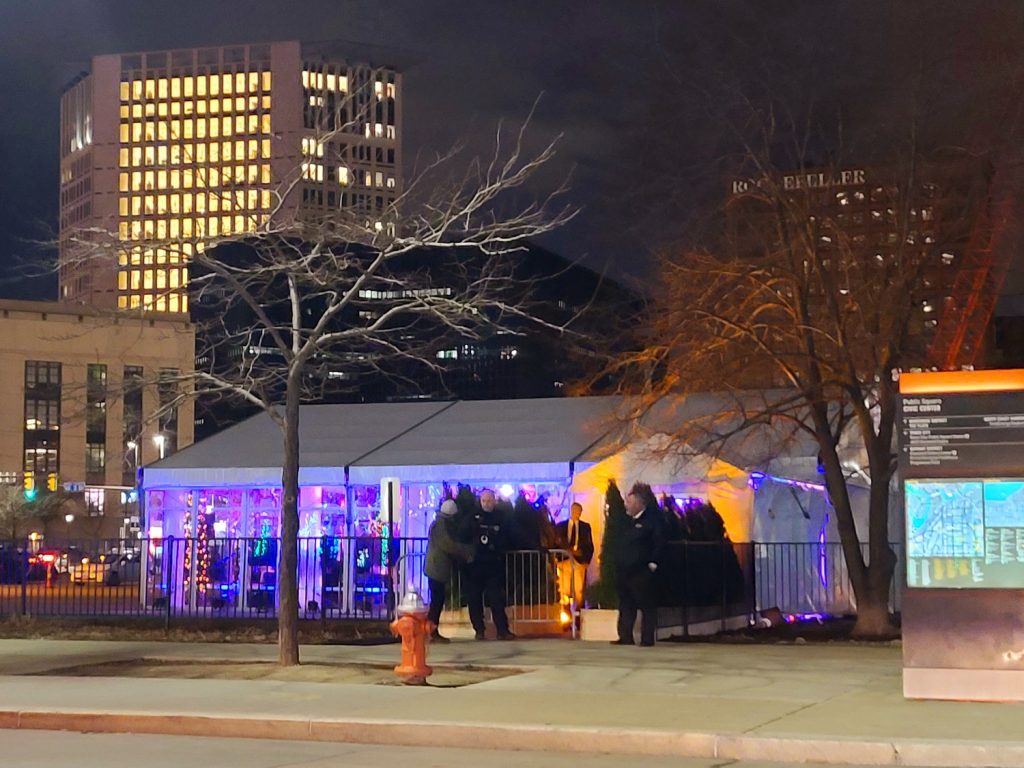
127 439 139 468
153 434 166 461
64 513 74 542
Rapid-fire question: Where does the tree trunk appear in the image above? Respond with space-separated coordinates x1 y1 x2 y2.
852 574 897 638
278 378 301 666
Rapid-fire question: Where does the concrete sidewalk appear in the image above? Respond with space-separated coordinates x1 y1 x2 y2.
0 638 1022 767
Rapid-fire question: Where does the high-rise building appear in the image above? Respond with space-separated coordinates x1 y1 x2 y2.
59 40 402 312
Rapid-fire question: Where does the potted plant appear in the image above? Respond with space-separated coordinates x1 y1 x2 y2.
580 479 628 641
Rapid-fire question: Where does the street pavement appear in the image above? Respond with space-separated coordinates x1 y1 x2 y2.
0 638 1021 766
0 730 910 768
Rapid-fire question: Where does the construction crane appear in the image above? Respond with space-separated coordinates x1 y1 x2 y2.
928 163 1019 370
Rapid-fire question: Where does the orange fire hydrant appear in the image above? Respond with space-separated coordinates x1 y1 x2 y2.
390 591 435 685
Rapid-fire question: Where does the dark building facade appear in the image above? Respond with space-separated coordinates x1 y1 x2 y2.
192 242 634 440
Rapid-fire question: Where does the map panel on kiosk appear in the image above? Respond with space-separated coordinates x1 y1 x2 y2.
905 478 1024 588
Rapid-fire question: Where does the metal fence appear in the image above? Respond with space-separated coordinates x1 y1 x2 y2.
0 537 903 626
753 541 904 617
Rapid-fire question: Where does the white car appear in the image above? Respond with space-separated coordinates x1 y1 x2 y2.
69 551 141 586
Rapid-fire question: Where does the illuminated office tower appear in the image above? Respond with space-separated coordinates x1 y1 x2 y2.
59 41 402 311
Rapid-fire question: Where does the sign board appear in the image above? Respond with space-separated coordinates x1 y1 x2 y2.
63 482 85 493
899 384 1024 588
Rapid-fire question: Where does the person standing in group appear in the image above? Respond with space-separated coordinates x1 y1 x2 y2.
424 498 476 643
612 482 665 647
464 489 515 640
555 502 594 619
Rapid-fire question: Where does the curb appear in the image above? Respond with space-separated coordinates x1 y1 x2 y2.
2 710 1024 767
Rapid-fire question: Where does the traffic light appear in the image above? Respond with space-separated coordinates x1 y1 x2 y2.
23 472 37 501
46 472 57 492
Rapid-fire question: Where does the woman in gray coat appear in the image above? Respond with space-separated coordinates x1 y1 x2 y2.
425 498 475 642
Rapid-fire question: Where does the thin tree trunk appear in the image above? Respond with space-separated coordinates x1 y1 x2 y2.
278 377 301 666
853 475 898 638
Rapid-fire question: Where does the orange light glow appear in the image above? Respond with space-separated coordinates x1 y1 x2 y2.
900 370 1024 395
559 610 572 625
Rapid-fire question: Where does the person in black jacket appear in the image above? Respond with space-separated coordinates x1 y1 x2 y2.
463 489 515 640
612 482 665 647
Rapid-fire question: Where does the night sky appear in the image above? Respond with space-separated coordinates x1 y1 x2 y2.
2 1 1024 305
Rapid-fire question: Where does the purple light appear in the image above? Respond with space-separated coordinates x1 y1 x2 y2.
748 472 827 494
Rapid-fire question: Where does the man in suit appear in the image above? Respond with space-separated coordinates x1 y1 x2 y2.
612 483 665 647
555 502 593 616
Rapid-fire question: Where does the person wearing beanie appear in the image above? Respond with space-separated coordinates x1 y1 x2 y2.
424 498 475 642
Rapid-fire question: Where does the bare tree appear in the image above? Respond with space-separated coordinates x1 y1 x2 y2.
0 485 65 541
595 73 1024 635
63 107 573 663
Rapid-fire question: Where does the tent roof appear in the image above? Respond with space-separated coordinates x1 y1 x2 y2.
348 396 621 482
143 401 453 487
141 392 856 489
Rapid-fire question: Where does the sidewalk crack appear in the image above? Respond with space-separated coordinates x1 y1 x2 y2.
740 689 843 735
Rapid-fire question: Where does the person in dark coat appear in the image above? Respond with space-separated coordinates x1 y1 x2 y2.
554 502 594 612
612 482 665 647
463 489 515 640
424 499 475 643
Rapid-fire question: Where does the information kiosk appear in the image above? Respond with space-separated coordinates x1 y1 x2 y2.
900 370 1024 701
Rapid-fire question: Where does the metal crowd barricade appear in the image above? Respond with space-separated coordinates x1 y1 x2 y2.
0 537 902 629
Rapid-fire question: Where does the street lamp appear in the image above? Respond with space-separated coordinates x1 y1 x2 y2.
153 434 166 460
127 439 139 466
64 513 74 541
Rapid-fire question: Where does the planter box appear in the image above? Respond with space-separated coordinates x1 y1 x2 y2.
580 608 618 642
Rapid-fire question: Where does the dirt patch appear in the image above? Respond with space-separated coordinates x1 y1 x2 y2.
31 658 519 688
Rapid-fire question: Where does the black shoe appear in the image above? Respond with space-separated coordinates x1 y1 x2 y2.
430 631 451 644
639 641 655 647
610 639 634 646
496 631 517 641
474 631 486 641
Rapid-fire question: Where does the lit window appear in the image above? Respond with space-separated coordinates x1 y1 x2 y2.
338 167 349 186
262 71 271 91
171 78 181 99
261 140 271 159
118 272 127 290
119 148 129 167
119 173 129 192
119 124 129 143
118 296 128 309
261 190 271 209
118 198 128 217
158 79 168 99
157 103 167 117
261 114 271 134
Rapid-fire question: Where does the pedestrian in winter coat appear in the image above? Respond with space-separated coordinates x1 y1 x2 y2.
425 499 475 643
612 482 665 647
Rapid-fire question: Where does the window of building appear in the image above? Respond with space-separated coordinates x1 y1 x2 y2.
158 368 179 455
23 361 61 484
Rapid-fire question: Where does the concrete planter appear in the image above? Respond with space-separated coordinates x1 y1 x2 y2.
580 608 618 641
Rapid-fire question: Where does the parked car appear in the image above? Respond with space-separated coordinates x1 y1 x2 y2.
69 551 141 586
34 547 90 580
